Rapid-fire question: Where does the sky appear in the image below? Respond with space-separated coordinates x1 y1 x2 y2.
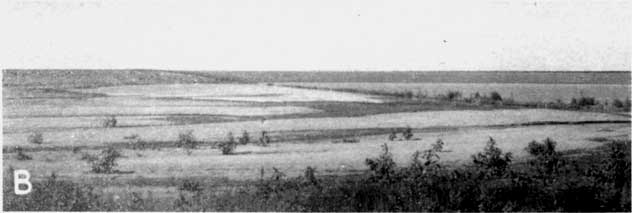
1 0 630 71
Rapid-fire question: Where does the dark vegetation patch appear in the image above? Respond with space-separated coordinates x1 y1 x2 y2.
160 114 244 125
285 85 632 114
4 139 629 211
3 87 107 99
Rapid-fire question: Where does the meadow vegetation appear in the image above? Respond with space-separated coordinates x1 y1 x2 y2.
4 138 629 211
285 85 631 113
81 147 123 174
102 116 118 128
27 132 44 145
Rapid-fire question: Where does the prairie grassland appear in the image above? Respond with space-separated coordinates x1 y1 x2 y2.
3 109 627 147
4 138 630 211
3 70 631 211
4 123 628 181
76 84 383 103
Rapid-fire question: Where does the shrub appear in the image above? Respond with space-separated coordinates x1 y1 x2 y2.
526 138 557 156
411 139 444 172
613 99 625 108
473 92 481 99
570 98 579 108
3 173 100 211
431 138 444 152
402 126 413 140
526 138 562 176
603 141 631 198
179 179 202 192
218 132 237 155
27 132 43 144
15 147 32 161
577 96 597 107
304 166 318 185
86 147 123 173
102 115 118 128
489 91 503 101
446 91 462 101
271 167 286 181
258 131 271 146
341 138 359 143
472 137 512 177
124 134 147 150
365 143 397 182
388 131 397 141
176 130 198 150
72 146 82 154
238 130 251 145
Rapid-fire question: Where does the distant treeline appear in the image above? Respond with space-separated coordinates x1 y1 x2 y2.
4 70 631 87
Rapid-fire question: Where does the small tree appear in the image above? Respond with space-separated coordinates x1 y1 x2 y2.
238 130 250 145
490 91 503 102
304 166 318 185
102 115 118 128
124 134 147 150
388 130 397 141
472 137 512 177
218 132 237 155
446 91 462 101
365 143 397 182
87 147 122 173
411 139 445 172
613 99 625 108
270 167 286 181
179 179 202 192
176 130 198 151
603 141 631 198
15 147 32 161
27 132 43 144
402 126 414 140
259 131 271 146
526 138 562 176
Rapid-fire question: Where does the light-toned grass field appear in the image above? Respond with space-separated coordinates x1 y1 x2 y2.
76 84 383 103
4 71 631 211
3 109 627 148
4 96 318 119
4 123 628 182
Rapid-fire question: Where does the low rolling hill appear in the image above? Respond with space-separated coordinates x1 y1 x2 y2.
3 69 244 89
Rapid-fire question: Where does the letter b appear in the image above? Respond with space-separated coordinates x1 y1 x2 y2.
14 170 32 195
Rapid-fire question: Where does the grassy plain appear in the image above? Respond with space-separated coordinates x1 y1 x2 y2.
2 70 631 211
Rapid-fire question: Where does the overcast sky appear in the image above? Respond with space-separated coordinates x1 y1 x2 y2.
2 0 630 71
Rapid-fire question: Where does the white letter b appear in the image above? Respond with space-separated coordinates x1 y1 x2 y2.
14 170 32 195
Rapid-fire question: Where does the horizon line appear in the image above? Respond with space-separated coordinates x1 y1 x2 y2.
3 68 631 73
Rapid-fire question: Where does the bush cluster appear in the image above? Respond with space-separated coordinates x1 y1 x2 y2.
176 130 199 154
218 132 237 155
201 139 630 212
83 147 123 173
27 132 43 144
4 138 630 211
102 116 118 128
